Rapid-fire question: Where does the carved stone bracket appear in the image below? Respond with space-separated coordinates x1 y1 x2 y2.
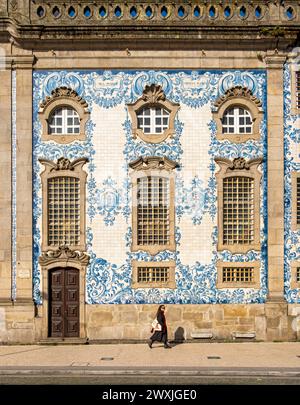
39 246 90 267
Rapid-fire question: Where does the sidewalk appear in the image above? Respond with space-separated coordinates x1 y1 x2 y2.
0 342 299 377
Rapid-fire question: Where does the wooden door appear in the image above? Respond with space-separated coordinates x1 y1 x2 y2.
49 268 79 338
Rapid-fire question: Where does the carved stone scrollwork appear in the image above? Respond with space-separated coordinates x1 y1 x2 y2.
214 86 263 110
39 246 90 266
129 156 179 171
141 84 166 105
39 157 89 172
39 87 88 111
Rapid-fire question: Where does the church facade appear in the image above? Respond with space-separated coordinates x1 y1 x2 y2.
0 0 300 343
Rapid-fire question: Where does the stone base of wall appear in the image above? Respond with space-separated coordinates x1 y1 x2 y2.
0 302 35 343
0 302 299 343
86 303 300 343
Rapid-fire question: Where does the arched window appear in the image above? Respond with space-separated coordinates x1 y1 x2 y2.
137 106 170 134
39 87 89 144
222 107 253 135
48 107 80 135
212 86 263 143
127 84 180 144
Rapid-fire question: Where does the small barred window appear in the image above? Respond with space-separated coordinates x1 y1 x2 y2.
48 107 80 135
223 176 254 245
296 72 300 109
137 266 169 283
137 176 170 246
48 176 80 246
137 107 170 134
297 267 300 283
297 177 300 225
222 266 254 283
222 107 253 134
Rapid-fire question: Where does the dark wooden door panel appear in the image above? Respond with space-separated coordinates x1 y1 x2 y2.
49 268 79 338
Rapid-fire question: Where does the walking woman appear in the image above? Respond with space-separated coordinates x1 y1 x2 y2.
148 305 172 349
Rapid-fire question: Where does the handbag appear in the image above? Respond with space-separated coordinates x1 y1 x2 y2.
151 318 162 332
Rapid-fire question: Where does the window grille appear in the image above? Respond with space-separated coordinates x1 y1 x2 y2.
137 176 170 246
48 176 80 246
137 107 170 134
297 267 300 283
222 266 254 283
49 107 80 135
223 176 254 245
137 266 169 283
296 72 300 109
297 177 300 225
222 107 253 134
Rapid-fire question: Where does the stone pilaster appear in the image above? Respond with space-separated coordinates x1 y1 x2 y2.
0 59 12 302
265 53 286 303
14 55 34 303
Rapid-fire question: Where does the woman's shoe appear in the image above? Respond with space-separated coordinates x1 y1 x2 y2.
148 340 153 348
164 343 172 348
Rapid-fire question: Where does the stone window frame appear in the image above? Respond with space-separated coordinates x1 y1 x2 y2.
39 157 88 252
290 261 300 289
290 64 300 115
291 172 300 230
39 86 90 144
216 260 260 289
214 157 263 254
212 86 263 143
38 247 90 340
127 84 180 144
131 260 176 289
129 156 178 255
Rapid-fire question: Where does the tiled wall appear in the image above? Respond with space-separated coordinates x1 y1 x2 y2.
33 69 268 305
284 63 300 304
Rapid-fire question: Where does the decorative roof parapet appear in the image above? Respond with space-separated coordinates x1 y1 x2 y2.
1 1 300 47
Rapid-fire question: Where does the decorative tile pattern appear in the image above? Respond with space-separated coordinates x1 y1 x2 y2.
33 69 267 304
284 63 300 303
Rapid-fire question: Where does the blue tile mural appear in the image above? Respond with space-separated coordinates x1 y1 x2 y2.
33 69 268 305
284 63 300 303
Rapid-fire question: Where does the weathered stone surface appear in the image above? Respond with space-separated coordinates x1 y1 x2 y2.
89 311 113 327
224 306 248 318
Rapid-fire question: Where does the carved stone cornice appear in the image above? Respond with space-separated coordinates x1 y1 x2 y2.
39 247 90 266
40 86 88 111
214 86 262 111
129 156 179 171
39 157 89 172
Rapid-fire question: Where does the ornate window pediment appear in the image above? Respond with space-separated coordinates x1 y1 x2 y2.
127 84 180 144
39 87 90 144
212 86 263 143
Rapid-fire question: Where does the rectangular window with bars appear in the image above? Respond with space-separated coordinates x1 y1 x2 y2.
47 176 80 246
297 267 300 283
137 266 170 283
296 71 300 109
137 176 170 246
222 266 254 283
223 176 254 245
